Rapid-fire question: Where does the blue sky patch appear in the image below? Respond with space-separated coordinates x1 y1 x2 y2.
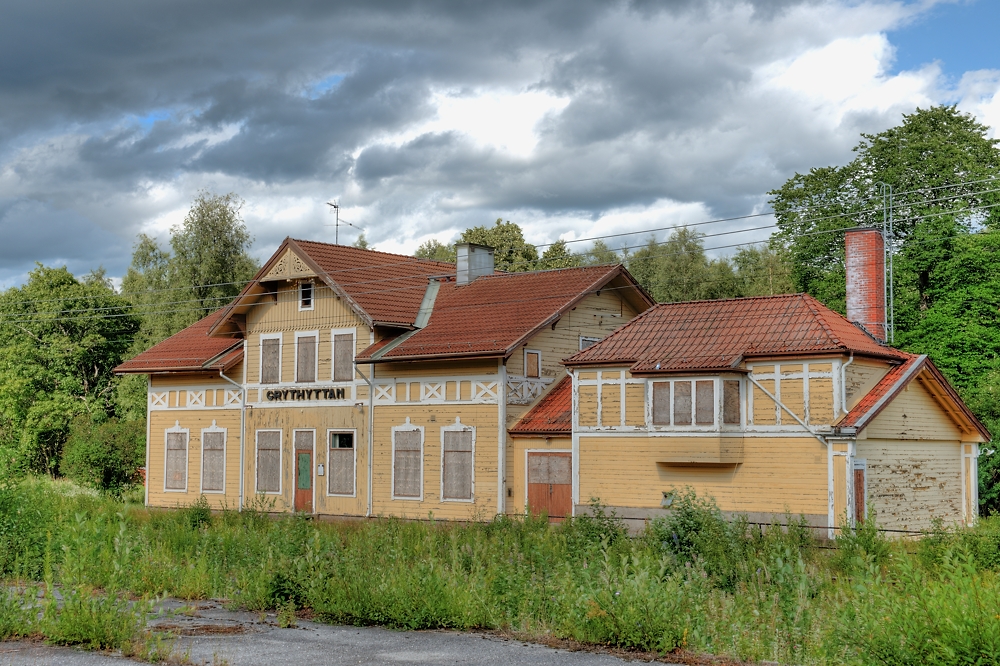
889 0 1000 79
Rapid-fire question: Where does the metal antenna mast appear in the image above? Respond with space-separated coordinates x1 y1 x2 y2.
878 183 895 344
325 199 363 245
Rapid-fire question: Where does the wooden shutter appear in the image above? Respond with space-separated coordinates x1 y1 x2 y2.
256 431 281 493
296 336 316 383
651 382 670 425
261 338 280 384
334 334 354 382
165 431 187 490
328 433 354 495
201 431 225 492
695 381 715 425
393 429 422 498
525 351 540 378
673 381 692 425
723 380 741 424
442 430 473 500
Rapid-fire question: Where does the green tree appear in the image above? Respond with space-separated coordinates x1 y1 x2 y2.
732 245 796 297
0 265 140 475
585 240 621 265
60 416 145 497
460 219 539 272
626 228 739 302
538 240 582 269
414 239 456 263
352 233 371 250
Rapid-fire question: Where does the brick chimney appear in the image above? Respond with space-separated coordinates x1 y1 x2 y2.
845 228 886 342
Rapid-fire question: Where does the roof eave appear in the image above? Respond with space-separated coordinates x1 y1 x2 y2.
358 350 505 364
508 430 572 438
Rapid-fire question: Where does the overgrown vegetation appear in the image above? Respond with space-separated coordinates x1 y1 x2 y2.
4 479 1000 664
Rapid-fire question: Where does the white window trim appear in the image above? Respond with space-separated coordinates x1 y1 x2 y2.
293 428 317 511
326 428 358 498
294 330 320 383
391 418 424 501
331 327 357 383
852 458 868 527
440 417 475 503
299 281 315 311
164 421 189 494
579 336 601 351
199 421 227 494
255 429 283 495
524 348 542 379
259 332 282 384
720 376 745 431
646 377 727 431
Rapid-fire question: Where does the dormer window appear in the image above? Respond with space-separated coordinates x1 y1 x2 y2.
299 282 314 311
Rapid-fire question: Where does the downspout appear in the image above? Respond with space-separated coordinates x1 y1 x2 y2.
355 359 375 518
840 353 854 417
145 375 151 507
747 374 827 447
219 349 246 512
499 360 507 516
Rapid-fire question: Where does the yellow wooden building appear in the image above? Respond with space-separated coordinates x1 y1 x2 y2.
116 238 653 519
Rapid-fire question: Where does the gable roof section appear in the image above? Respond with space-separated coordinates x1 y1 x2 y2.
209 238 455 335
564 293 909 372
356 264 653 362
839 354 990 440
508 376 572 437
115 310 243 374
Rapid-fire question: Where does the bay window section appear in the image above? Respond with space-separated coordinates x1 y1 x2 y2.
648 377 743 429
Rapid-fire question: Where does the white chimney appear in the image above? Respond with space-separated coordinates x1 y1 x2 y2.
456 243 494 285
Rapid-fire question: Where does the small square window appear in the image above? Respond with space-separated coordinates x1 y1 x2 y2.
299 282 314 310
580 336 601 350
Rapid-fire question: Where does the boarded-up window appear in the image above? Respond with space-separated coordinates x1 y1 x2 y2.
528 454 571 484
723 380 741 424
261 338 280 384
333 333 354 382
201 431 225 492
294 429 314 451
296 335 316 383
695 381 715 425
442 429 473 500
256 430 281 493
580 336 601 350
393 429 422 498
300 282 313 309
673 381 692 425
328 432 354 495
525 351 540 378
165 431 188 490
652 382 671 425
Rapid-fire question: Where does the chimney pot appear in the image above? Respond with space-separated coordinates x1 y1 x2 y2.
456 243 495 285
845 228 886 342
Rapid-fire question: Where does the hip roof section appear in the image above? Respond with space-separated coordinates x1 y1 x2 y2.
115 310 242 374
508 376 572 437
564 293 910 372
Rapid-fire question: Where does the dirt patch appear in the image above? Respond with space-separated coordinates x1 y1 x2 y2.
153 623 247 636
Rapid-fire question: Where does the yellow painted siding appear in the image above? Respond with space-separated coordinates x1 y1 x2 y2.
150 374 221 389
244 405 369 516
578 434 828 517
809 377 835 424
245 282 369 385
373 359 498 380
866 381 963 441
753 379 777 425
832 442 849 530
624 384 645 426
578 386 598 426
856 439 963 531
601 383 622 427
372 404 499 520
780 375 805 422
844 361 890 411
148 409 242 509
507 436 573 515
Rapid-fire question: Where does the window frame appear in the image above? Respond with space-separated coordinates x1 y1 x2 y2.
646 376 745 431
524 349 542 379
259 332 282 384
391 418 424 501
579 335 602 351
331 327 357 384
294 330 319 383
326 428 358 498
199 421 227 494
254 429 283 495
164 422 190 493
440 418 475 503
299 281 314 311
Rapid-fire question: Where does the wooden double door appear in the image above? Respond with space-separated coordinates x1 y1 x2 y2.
527 452 572 521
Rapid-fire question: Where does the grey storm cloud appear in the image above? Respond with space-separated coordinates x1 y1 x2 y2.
0 0 938 282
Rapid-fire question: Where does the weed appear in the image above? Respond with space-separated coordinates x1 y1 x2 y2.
277 601 297 628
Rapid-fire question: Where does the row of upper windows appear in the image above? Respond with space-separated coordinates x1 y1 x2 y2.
259 330 355 384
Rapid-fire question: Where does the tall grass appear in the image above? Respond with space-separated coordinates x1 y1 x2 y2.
2 477 1000 664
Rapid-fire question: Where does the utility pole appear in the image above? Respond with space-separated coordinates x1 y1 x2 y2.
326 200 341 244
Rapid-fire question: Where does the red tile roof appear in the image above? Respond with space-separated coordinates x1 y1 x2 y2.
838 353 922 429
357 265 648 361
292 240 455 327
565 293 909 372
115 310 243 374
509 376 572 436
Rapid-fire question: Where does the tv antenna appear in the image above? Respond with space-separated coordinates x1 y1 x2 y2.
325 200 363 244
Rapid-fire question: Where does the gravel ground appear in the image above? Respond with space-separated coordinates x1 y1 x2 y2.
0 600 683 666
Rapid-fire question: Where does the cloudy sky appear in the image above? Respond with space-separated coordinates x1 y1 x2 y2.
1 0 999 285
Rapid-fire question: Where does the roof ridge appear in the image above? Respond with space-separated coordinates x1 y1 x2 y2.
648 293 805 308
291 238 456 268
799 293 847 350
474 263 620 280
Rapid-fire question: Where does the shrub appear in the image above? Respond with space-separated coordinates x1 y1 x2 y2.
60 416 144 497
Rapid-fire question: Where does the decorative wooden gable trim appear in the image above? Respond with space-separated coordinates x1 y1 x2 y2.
262 248 317 281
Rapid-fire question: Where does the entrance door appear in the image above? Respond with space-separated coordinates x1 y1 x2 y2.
294 430 314 513
527 452 572 521
853 461 866 525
